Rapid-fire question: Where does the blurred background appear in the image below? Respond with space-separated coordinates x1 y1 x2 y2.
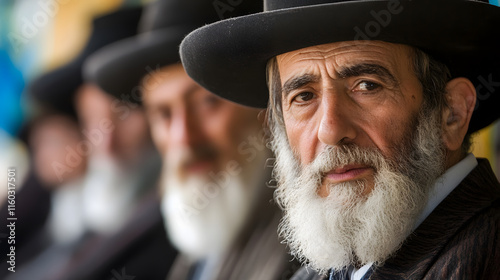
1 0 155 195
1 1 179 280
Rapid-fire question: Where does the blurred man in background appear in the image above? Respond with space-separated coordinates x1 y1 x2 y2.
4 7 176 280
75 82 155 236
84 0 298 279
0 68 86 280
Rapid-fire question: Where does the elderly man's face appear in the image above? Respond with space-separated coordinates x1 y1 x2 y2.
277 41 424 197
30 115 87 186
143 63 266 258
76 83 150 165
272 41 448 272
143 63 263 179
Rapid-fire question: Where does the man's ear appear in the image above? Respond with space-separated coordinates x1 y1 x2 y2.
442 77 476 151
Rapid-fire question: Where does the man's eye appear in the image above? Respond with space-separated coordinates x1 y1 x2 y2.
292 92 314 103
354 81 381 92
158 109 171 120
202 95 221 108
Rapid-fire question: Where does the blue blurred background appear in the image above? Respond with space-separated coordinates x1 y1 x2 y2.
0 0 148 189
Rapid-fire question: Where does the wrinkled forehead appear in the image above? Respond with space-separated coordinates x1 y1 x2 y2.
275 41 414 80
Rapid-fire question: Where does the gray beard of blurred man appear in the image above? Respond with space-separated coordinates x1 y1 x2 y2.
272 103 447 274
161 146 268 261
81 155 142 234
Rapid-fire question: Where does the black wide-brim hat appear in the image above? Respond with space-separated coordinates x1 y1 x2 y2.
180 0 500 133
84 0 263 103
28 6 142 119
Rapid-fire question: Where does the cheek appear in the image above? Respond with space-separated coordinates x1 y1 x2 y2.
365 109 418 159
151 125 167 155
199 108 236 157
37 136 73 165
120 111 148 138
148 116 170 155
284 115 318 165
35 137 83 184
209 108 259 161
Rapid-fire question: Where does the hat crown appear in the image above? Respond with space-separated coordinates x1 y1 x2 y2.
28 7 142 119
139 0 263 33
264 0 490 11
82 7 142 60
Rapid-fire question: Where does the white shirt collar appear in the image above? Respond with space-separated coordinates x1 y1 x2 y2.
413 153 477 230
349 153 478 280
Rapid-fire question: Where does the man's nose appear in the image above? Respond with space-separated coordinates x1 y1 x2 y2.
170 109 201 148
317 92 357 146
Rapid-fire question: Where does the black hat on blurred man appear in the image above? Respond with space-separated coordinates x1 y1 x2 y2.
28 6 142 119
83 0 262 104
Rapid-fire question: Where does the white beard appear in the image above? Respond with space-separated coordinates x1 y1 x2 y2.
47 178 86 244
160 148 267 260
271 107 445 274
81 156 140 234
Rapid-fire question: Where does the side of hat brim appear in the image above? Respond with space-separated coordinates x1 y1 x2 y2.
84 26 198 103
180 0 500 133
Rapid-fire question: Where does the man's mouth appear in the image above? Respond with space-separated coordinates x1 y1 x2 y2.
324 164 374 183
184 159 215 174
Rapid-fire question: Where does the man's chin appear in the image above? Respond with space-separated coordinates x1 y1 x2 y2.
275 150 433 272
162 175 224 258
321 179 371 206
160 167 259 260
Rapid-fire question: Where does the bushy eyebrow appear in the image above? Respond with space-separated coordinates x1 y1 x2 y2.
282 74 319 98
281 63 398 99
337 63 397 85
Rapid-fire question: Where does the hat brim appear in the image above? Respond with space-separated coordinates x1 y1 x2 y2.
84 26 198 103
180 0 500 133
